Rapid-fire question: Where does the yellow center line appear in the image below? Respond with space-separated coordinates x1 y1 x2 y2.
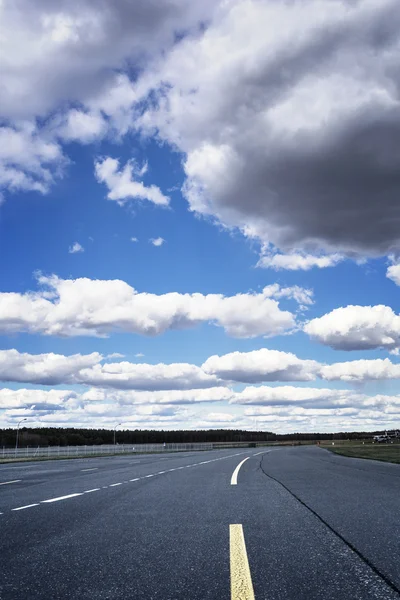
230 524 255 600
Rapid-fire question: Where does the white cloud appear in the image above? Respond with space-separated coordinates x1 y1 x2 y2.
0 349 101 385
387 262 400 286
68 242 84 254
320 358 400 382
103 387 233 405
77 361 219 391
0 349 219 391
150 237 165 247
5 348 400 392
2 382 400 432
257 251 343 271
57 109 107 143
0 125 64 194
94 157 169 206
0 0 215 121
134 0 400 259
305 305 400 351
202 349 320 383
0 388 77 411
0 274 300 339
135 353 144 358
230 385 347 407
131 237 138 243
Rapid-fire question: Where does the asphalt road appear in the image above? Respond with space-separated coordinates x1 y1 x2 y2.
0 446 399 599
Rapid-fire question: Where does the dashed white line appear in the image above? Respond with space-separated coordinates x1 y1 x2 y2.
12 503 39 511
231 458 250 485
42 493 83 503
0 479 21 486
3 450 251 516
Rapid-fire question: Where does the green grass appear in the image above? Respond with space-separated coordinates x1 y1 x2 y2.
324 443 400 464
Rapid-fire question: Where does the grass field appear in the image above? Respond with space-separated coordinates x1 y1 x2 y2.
323 442 400 464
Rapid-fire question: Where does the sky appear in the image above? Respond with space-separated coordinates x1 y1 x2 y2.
1 0 400 434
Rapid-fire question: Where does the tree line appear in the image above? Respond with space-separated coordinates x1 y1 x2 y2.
0 427 384 448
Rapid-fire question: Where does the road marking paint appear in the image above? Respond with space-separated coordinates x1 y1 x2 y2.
231 457 250 485
145 474 155 478
84 488 100 494
109 483 122 487
157 471 166 475
0 480 21 486
102 486 109 489
12 504 39 511
42 493 83 503
254 450 271 456
130 478 140 482
81 468 98 472
230 524 255 600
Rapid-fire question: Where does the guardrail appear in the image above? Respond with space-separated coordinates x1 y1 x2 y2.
1 441 264 460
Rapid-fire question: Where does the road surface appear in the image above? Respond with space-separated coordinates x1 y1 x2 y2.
1 446 399 599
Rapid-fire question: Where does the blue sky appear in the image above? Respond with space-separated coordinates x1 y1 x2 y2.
1 0 400 433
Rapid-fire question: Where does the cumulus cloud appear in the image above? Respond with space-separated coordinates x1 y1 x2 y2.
94 157 169 206
68 242 84 254
305 305 400 351
57 109 107 143
0 0 215 121
132 0 400 259
320 358 400 382
0 349 219 390
0 274 302 338
5 348 400 390
386 262 400 286
0 349 101 385
0 388 77 411
202 349 320 383
77 361 219 390
0 125 64 194
3 0 400 266
2 382 400 432
230 385 348 407
257 251 343 271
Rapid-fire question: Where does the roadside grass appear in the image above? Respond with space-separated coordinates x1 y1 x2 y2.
322 442 400 464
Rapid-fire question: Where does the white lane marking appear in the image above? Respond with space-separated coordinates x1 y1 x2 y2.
7 451 250 515
42 493 83 503
81 468 98 472
231 457 250 485
0 480 21 486
12 503 39 511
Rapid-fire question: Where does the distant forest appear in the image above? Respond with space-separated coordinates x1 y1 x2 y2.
0 427 385 448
